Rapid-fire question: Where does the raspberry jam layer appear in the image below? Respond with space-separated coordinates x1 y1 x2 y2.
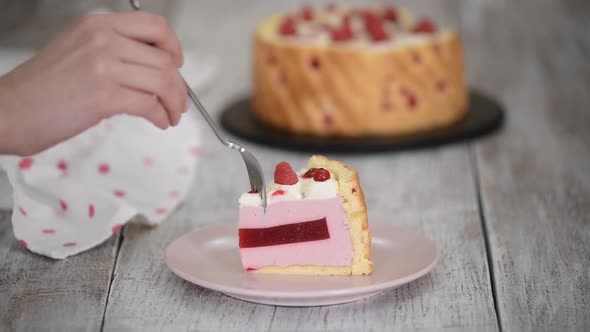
239 218 330 248
239 197 353 269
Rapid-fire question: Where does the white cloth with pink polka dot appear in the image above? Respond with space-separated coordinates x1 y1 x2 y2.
0 51 216 259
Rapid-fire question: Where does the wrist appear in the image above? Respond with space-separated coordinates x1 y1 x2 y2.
0 74 19 155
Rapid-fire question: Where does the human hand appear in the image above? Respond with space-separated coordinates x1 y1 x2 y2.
0 11 188 156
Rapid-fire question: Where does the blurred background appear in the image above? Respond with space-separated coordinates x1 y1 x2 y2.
0 0 466 209
0 0 587 216
0 2 588 330
0 0 179 46
0 0 463 91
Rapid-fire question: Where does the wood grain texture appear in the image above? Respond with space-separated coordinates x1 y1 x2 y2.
462 0 590 330
103 149 498 332
0 171 11 209
0 0 499 331
267 149 499 332
101 0 498 329
4 0 588 330
0 210 119 331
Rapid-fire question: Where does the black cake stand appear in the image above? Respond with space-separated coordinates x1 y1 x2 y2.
219 91 504 154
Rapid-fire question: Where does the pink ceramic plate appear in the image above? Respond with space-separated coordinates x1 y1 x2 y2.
165 222 438 306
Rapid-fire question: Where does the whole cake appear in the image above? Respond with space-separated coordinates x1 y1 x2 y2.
253 4 468 136
238 156 372 275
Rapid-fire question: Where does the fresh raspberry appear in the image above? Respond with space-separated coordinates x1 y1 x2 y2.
272 189 287 197
412 18 436 33
383 7 398 21
302 168 316 178
362 11 389 42
313 168 331 182
342 14 351 26
324 114 334 127
274 161 298 185
367 23 390 42
362 11 382 29
279 17 297 36
401 87 418 109
331 24 353 42
310 57 321 70
301 6 314 21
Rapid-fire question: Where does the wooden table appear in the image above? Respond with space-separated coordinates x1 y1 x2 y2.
1 0 588 330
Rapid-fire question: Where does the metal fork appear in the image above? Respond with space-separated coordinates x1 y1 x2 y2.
130 0 267 211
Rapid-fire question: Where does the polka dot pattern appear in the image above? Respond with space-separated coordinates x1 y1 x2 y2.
57 160 68 173
143 157 154 166
189 146 201 157
111 224 122 233
98 164 110 174
19 158 33 170
155 208 168 215
89 204 95 218
3 109 202 259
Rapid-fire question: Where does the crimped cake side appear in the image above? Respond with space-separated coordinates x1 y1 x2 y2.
307 155 372 275
252 6 468 137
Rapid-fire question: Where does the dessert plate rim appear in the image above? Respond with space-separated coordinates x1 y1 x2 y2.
165 222 438 306
219 91 504 154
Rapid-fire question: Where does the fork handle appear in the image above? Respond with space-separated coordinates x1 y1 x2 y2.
183 79 242 152
129 1 240 152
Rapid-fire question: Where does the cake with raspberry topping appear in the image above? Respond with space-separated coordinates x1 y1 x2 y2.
253 4 468 136
238 155 372 275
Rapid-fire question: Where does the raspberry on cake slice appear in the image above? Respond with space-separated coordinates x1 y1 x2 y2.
238 156 372 276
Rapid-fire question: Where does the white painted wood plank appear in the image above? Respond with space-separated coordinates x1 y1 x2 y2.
268 149 499 332
463 0 590 330
102 222 276 331
104 149 499 332
0 171 12 209
0 210 119 331
0 0 502 330
103 0 498 330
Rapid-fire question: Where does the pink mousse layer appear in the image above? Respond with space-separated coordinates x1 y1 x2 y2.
239 196 353 269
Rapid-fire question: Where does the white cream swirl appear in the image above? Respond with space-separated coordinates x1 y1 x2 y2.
238 168 339 207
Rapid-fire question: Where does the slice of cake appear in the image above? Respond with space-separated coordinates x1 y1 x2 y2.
238 155 372 275
253 4 468 136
